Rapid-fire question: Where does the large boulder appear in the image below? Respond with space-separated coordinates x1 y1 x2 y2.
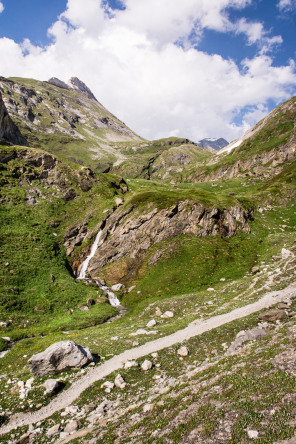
28 340 94 376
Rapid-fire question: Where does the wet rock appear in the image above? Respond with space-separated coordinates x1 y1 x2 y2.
111 283 125 292
258 309 288 322
141 360 153 371
28 340 94 376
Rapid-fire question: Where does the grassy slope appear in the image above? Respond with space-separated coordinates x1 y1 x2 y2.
0 92 295 442
0 145 125 335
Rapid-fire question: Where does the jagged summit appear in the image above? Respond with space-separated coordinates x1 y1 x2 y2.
48 76 98 102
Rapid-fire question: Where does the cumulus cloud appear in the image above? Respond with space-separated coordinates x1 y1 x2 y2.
0 2 4 13
0 0 295 142
277 0 296 11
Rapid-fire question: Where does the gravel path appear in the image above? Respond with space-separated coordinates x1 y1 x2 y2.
1 281 295 436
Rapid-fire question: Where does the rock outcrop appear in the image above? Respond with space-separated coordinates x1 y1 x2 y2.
28 340 94 376
0 90 27 146
78 200 252 280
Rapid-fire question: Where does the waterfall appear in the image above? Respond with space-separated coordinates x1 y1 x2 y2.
77 230 103 280
77 230 121 308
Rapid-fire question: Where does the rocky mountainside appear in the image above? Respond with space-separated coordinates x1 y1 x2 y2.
197 137 229 150
0 76 142 170
0 77 296 444
0 90 26 146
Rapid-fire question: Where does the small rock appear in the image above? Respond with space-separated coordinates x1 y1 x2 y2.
84 403 97 413
146 319 157 328
0 322 7 328
177 346 189 357
128 286 136 293
114 374 126 389
143 404 154 412
207 288 215 291
43 379 62 395
155 308 162 316
251 266 260 275
130 329 158 336
101 381 114 393
281 248 294 260
141 360 153 371
132 341 139 346
79 305 89 311
87 298 96 306
111 283 125 292
162 311 174 318
258 309 288 322
64 420 79 434
46 424 61 437
124 361 139 369
278 302 289 309
247 430 259 439
151 352 158 359
115 197 123 207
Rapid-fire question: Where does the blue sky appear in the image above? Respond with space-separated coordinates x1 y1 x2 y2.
0 0 295 142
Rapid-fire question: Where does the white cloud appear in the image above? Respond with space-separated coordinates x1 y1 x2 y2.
277 0 296 11
0 2 4 13
0 0 295 142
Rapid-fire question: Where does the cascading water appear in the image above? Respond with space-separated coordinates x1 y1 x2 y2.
77 230 103 280
77 230 121 308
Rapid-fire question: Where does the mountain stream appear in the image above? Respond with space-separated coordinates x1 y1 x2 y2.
77 230 122 309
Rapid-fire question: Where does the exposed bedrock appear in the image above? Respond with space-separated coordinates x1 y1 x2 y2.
69 200 253 280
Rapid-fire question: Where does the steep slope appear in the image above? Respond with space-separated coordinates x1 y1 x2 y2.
0 76 143 169
193 95 296 182
0 144 129 332
0 90 26 146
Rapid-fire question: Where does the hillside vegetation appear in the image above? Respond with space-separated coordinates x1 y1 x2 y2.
0 77 295 443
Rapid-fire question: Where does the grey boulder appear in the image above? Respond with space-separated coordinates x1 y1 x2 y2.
28 340 94 376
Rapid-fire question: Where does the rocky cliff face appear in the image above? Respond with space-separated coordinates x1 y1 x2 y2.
0 90 26 145
68 200 252 282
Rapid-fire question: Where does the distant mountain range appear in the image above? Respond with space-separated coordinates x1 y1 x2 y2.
197 137 229 150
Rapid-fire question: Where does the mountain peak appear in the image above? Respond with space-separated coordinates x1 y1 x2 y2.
48 76 97 102
67 77 97 102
